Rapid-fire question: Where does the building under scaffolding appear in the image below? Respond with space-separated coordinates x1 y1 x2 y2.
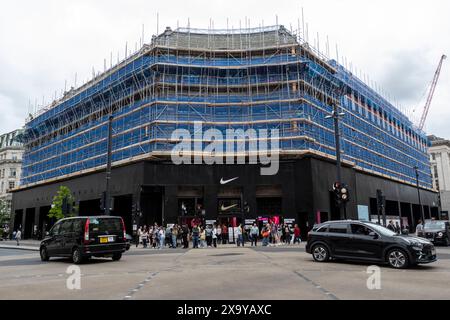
12 25 438 239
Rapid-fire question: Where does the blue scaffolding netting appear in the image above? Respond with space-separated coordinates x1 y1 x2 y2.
20 25 432 189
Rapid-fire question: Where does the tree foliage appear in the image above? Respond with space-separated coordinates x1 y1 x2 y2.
48 186 78 221
0 199 10 226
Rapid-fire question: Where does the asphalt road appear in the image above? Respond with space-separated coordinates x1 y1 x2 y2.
1 245 450 300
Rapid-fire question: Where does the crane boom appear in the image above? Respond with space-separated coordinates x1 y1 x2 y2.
418 54 447 130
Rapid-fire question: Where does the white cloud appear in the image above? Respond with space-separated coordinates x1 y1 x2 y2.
0 0 449 137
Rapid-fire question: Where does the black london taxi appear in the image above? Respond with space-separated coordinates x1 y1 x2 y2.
40 216 127 264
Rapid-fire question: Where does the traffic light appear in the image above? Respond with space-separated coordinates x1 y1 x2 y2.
333 182 350 205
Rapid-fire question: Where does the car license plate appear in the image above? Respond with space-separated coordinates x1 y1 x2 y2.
100 237 108 243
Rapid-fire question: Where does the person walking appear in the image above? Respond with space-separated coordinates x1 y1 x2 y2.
416 220 424 237
212 225 218 248
222 224 228 244
182 225 189 248
205 225 213 247
236 224 244 247
250 223 259 246
148 226 154 247
261 224 270 246
200 227 206 248
192 224 200 248
284 225 291 245
271 223 277 244
15 229 22 246
165 226 172 248
293 224 301 244
136 226 143 248
395 222 401 234
172 224 178 248
216 224 222 245
142 227 148 248
153 226 159 249
159 227 165 249
387 220 396 232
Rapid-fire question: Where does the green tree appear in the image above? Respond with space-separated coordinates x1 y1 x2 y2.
0 199 10 238
48 186 78 221
0 199 10 224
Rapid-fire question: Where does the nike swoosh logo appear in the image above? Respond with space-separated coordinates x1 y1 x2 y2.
220 177 239 185
220 204 238 211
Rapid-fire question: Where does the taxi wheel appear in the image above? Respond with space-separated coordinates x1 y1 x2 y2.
72 248 84 264
112 253 122 261
40 246 50 262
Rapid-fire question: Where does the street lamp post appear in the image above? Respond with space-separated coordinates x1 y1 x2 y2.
414 166 425 227
105 115 113 216
326 102 346 219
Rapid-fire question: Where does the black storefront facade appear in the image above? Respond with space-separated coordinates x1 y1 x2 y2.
11 156 440 240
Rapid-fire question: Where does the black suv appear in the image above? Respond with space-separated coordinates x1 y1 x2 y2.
423 220 450 246
40 216 127 264
306 220 436 269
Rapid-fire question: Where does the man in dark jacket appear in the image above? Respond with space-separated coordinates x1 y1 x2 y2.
182 225 189 248
387 220 396 232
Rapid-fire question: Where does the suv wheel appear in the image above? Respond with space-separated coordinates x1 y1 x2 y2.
40 246 50 262
312 244 330 262
72 248 84 264
112 253 122 261
387 249 409 269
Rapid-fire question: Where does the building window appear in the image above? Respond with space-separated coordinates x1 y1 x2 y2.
8 181 15 190
9 168 16 178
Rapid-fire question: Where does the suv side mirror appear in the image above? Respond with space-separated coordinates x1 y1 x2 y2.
369 232 378 239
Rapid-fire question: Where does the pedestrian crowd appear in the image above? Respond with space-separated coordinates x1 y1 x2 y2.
134 222 302 249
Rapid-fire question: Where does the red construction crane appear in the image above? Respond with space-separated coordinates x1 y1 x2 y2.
418 54 447 131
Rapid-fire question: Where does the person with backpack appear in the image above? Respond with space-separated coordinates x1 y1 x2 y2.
191 224 200 248
250 223 259 246
261 224 270 246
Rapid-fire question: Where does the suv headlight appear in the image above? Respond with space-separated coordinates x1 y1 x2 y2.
410 241 424 250
437 232 443 238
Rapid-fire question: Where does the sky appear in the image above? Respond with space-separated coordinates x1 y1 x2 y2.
0 0 449 138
